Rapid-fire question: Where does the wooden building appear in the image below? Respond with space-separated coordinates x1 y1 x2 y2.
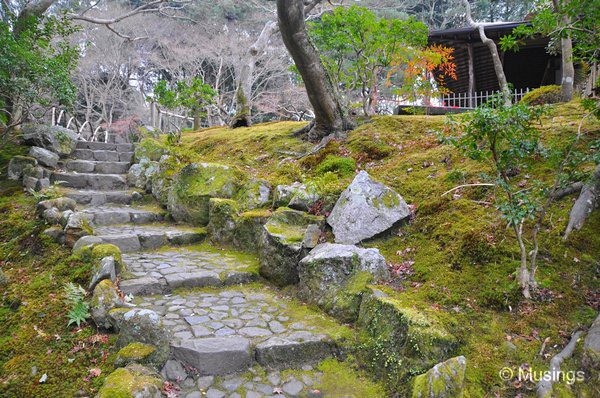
428 22 562 108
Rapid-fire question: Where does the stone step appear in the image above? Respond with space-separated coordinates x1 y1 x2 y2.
93 224 207 253
134 287 345 376
50 171 128 190
76 141 134 152
61 189 140 206
71 148 134 163
176 365 326 397
75 205 165 227
120 248 259 296
58 160 131 174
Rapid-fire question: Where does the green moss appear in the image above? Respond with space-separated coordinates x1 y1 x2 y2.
315 155 356 177
97 366 162 398
92 244 123 265
114 343 157 367
135 137 168 162
521 85 563 105
315 358 386 397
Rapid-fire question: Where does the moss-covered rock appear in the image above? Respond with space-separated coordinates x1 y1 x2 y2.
114 342 159 368
357 288 458 392
167 162 245 225
150 155 177 206
21 124 77 157
128 158 159 192
92 244 123 268
411 356 467 398
108 308 171 368
520 85 562 105
298 244 389 323
36 197 77 214
236 178 271 210
97 363 163 398
134 138 168 162
207 198 239 243
258 207 324 286
91 279 125 329
7 156 38 181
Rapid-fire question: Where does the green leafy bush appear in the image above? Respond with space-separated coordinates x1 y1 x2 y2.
316 155 356 177
64 282 89 327
520 85 562 106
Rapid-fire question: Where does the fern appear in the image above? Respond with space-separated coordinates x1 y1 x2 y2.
64 282 90 327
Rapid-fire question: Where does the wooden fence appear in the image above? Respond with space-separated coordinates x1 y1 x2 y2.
441 88 531 109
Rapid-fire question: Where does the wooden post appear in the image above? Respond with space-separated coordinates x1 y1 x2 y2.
467 43 476 108
150 101 155 128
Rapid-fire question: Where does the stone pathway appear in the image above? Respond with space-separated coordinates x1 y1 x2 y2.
65 141 360 397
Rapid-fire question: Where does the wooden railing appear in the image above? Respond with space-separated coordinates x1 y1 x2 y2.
149 101 194 132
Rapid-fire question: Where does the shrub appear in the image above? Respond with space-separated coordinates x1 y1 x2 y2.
316 155 356 177
520 85 562 106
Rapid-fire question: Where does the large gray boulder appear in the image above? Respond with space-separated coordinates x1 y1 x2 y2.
298 243 389 322
167 162 244 225
258 208 324 286
411 356 467 398
28 146 59 168
7 156 37 180
21 124 77 157
327 171 410 244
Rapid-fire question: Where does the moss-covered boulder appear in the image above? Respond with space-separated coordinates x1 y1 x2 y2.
167 162 245 225
273 182 320 211
97 363 163 398
109 308 171 368
237 178 271 210
114 342 160 368
298 243 389 323
21 124 77 157
7 156 38 181
207 198 270 252
411 356 467 398
357 288 458 391
128 158 159 192
135 138 168 162
150 155 177 206
91 279 125 329
258 207 324 286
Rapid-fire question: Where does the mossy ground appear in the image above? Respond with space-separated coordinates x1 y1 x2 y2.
0 142 116 397
171 102 599 396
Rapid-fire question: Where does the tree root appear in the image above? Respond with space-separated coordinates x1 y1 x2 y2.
551 181 583 200
564 164 600 240
536 330 584 398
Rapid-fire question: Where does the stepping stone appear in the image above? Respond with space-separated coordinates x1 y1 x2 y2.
50 171 128 190
74 206 164 226
93 225 206 253
133 287 346 374
61 189 139 205
120 249 258 293
59 160 131 174
171 337 252 376
71 148 134 162
75 141 134 152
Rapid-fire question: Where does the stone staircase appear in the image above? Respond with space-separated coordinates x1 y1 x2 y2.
64 141 352 397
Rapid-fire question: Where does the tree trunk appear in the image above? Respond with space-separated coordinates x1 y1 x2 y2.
231 21 278 128
462 0 511 106
276 0 351 141
553 0 575 101
560 35 575 101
